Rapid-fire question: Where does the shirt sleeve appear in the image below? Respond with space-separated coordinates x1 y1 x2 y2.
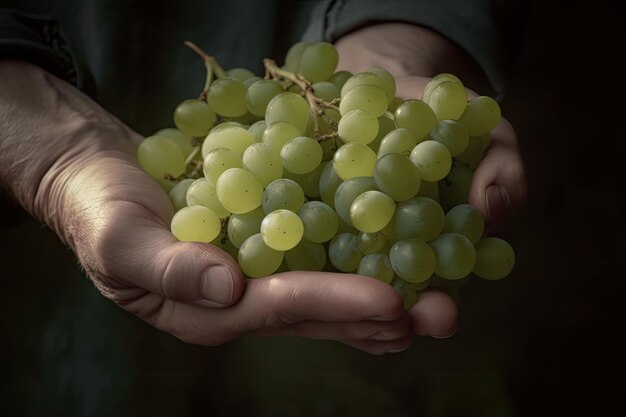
0 9 79 87
301 0 506 99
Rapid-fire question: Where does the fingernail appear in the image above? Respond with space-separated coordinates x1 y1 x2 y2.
485 185 509 223
202 266 234 305
386 347 408 354
430 329 457 339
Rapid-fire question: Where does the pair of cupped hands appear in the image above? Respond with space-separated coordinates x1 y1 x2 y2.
0 24 525 354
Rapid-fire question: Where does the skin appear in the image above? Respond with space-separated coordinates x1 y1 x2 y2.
0 23 524 354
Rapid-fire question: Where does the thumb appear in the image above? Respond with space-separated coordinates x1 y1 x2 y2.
468 118 527 226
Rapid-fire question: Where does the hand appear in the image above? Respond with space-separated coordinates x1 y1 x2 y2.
0 60 457 354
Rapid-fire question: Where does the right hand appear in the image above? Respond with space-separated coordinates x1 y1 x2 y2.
0 60 457 354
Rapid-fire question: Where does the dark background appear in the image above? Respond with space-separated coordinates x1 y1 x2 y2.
1 1 623 416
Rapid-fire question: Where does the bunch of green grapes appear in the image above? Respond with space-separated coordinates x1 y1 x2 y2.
137 41 515 309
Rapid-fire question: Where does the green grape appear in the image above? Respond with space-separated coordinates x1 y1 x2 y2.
173 99 217 137
357 231 387 254
443 204 485 244
438 165 474 210
248 120 267 142
334 177 377 225
416 180 440 201
366 67 396 101
265 92 310 134
422 73 461 102
203 147 243 186
244 76 263 88
207 77 248 118
377 128 418 157
319 161 343 207
284 41 310 72
262 121 302 152
429 233 476 280
202 125 255 158
246 79 285 117
333 142 377 180
394 197 445 241
155 128 194 158
430 120 470 157
261 209 304 251
455 136 485 169
358 253 394 283
186 177 230 218
340 72 386 97
473 237 515 280
137 135 186 180
311 81 340 102
410 140 452 182
394 99 438 141
297 201 339 243
391 277 420 309
389 239 436 284
350 190 395 233
299 42 339 83
374 152 421 202
215 168 263 214
328 233 363 272
226 67 256 82
280 136 323 174
285 240 326 271
458 96 501 136
328 70 353 89
337 109 379 144
171 205 221 243
242 142 283 187
168 178 195 212
238 233 284 278
262 178 305 213
283 161 325 198
339 85 388 117
368 115 396 153
227 206 265 249
426 80 468 121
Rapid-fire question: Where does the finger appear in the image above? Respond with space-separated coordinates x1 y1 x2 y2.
254 313 411 341
468 118 527 225
341 332 414 355
140 271 406 346
409 289 458 338
67 152 245 307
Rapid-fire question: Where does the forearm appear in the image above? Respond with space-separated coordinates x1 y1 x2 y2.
334 23 490 94
0 60 136 237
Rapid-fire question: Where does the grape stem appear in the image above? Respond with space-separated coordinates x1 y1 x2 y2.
263 58 339 140
184 41 227 99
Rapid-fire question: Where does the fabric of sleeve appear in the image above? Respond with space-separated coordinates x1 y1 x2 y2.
0 9 79 87
301 0 505 98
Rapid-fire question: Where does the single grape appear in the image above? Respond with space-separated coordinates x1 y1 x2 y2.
350 190 396 233
171 205 221 243
227 206 265 249
429 233 476 280
238 233 284 278
389 239 436 284
173 99 217 137
155 128 195 158
333 142 377 180
337 109 379 144
311 81 340 101
297 201 339 243
328 233 363 272
430 120 470 157
299 42 339 83
394 99 438 141
137 135 186 181
410 140 452 182
260 209 304 251
458 96 501 136
202 125 255 158
168 178 195 212
262 178 305 213
374 152 421 202
357 231 387 254
203 147 243 186
265 92 310 134
426 80 468 121
242 142 283 187
443 204 485 244
207 77 248 118
358 253 394 284
280 136 323 174
473 237 515 280
215 168 263 214
186 177 230 218
393 197 445 241
377 128 418 157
